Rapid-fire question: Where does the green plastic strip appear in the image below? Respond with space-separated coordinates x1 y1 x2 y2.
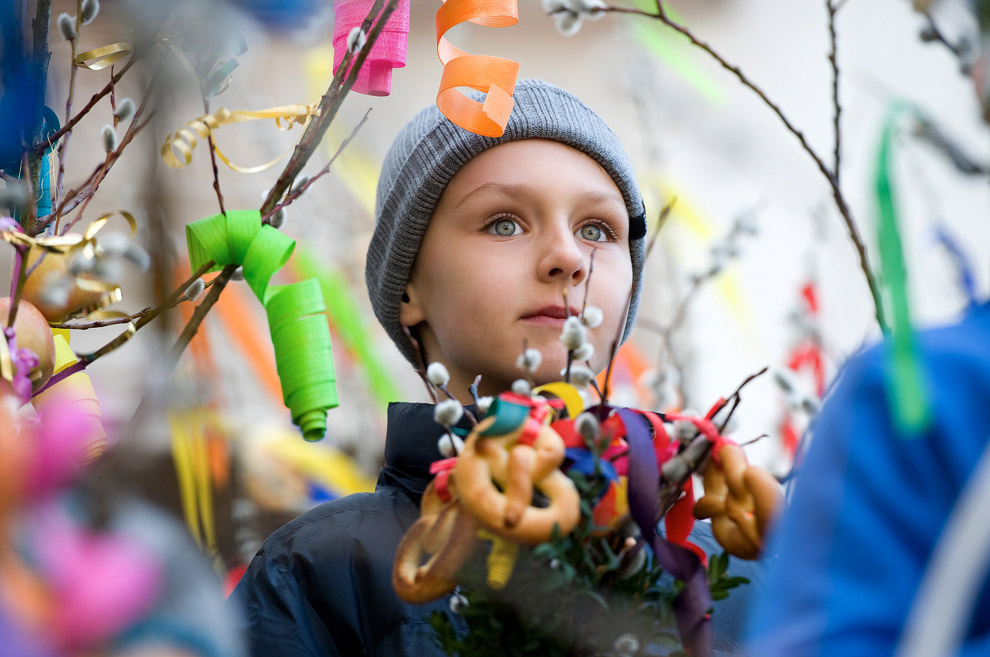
186 209 337 440
628 1 727 106
874 102 931 435
290 248 401 407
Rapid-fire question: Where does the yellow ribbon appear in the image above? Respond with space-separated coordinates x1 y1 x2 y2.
74 42 133 70
161 103 319 173
168 410 221 558
477 528 520 590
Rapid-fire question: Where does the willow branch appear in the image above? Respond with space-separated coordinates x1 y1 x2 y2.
54 1 82 217
37 260 215 392
32 61 160 235
160 263 237 368
603 1 888 332
32 59 138 155
260 0 398 218
261 108 372 223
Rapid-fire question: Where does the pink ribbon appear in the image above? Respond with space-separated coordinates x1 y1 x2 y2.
332 0 410 96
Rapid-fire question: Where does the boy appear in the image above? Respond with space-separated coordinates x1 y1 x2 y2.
232 79 756 656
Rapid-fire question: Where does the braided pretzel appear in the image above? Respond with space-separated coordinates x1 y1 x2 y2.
392 481 481 604
454 415 580 545
693 443 782 560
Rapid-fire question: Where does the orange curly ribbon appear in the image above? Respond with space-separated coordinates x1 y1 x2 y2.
435 0 520 137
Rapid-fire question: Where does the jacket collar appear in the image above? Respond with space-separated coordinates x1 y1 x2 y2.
378 401 476 499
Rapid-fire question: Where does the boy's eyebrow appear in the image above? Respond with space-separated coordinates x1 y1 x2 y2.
454 182 626 211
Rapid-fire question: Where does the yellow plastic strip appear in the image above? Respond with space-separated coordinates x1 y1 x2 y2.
532 381 585 420
169 414 202 548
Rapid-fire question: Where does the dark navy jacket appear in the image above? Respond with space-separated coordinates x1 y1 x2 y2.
231 402 763 656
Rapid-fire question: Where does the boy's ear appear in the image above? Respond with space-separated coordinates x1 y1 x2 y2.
398 281 425 327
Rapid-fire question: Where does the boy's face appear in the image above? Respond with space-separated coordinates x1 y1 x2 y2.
401 139 634 400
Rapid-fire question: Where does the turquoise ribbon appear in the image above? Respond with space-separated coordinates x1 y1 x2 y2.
186 209 337 440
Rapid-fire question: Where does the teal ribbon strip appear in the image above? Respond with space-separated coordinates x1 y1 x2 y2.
186 209 338 440
875 102 931 435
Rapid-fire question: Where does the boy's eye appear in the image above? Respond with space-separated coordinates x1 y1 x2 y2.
487 217 522 237
578 223 607 242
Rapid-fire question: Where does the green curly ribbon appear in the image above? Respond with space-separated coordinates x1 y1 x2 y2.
186 209 337 440
875 102 931 435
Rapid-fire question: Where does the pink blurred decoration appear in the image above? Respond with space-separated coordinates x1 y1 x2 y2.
25 395 100 499
332 0 410 96
35 507 162 651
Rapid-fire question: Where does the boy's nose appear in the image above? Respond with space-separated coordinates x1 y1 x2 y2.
537 230 587 287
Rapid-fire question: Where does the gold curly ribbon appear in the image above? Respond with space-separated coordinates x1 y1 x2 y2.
74 42 133 70
2 211 136 321
161 104 319 173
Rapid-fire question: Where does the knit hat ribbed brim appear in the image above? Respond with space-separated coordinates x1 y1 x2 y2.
366 79 647 367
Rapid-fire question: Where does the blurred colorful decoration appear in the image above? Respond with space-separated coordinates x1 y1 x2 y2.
239 425 376 512
228 0 326 32
31 331 106 466
875 103 932 434
185 209 338 440
169 410 225 558
435 0 520 137
777 281 825 460
627 3 728 106
332 0 410 96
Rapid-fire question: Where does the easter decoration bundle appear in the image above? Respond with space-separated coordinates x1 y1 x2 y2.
392 306 783 657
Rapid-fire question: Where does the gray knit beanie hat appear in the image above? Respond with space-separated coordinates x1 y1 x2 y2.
367 79 647 367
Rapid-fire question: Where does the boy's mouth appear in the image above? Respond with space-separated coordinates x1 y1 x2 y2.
520 305 580 326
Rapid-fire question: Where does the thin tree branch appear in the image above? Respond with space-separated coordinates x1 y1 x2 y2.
827 0 841 186
54 1 83 222
32 60 161 235
261 108 373 223
32 59 138 155
37 260 216 392
603 1 888 332
260 0 399 219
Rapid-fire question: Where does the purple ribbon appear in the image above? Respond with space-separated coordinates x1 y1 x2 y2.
618 408 712 657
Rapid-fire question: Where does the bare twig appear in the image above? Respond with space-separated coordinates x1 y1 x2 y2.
54 1 83 221
261 108 373 223
32 59 137 154
6 245 28 329
34 60 161 235
260 0 399 219
37 260 215 392
827 0 841 185
50 276 217 330
920 11 968 58
162 263 237 369
603 1 888 332
644 198 675 261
